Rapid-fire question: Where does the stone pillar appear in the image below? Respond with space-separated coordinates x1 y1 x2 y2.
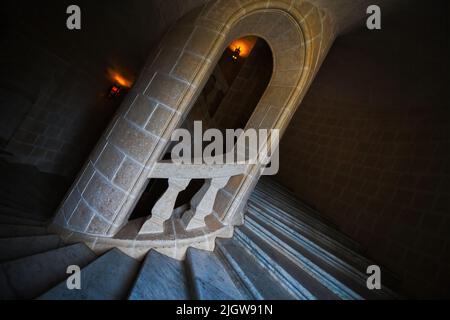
52 8 213 236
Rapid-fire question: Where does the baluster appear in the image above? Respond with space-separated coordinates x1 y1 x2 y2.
139 178 190 234
182 177 230 231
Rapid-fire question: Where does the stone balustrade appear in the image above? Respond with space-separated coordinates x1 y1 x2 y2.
138 161 247 235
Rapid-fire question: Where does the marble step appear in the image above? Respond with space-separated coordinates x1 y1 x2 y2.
247 202 400 292
256 179 323 210
251 187 339 231
250 189 336 231
0 243 96 299
185 248 247 300
215 238 296 300
0 235 64 263
129 250 190 300
247 212 390 299
254 185 361 250
247 213 397 299
249 191 362 252
256 180 331 222
254 186 336 228
234 226 338 300
39 248 140 300
0 224 49 238
247 201 370 271
244 216 362 300
0 213 47 227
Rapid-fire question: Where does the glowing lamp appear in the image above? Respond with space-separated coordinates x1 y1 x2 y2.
231 47 241 62
106 68 133 99
108 84 122 98
228 36 257 60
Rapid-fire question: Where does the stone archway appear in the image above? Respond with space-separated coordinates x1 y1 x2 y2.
52 0 335 239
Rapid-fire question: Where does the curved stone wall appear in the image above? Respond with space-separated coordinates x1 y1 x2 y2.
52 0 335 238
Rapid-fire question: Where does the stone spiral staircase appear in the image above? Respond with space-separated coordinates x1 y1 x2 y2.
0 177 398 300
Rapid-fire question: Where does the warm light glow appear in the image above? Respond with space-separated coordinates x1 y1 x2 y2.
228 36 257 58
107 68 133 88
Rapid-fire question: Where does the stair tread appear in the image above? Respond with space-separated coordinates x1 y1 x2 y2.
0 175 398 301
0 243 96 299
247 200 400 292
0 235 63 263
255 181 326 216
129 250 190 300
251 188 333 226
253 183 362 250
247 202 370 270
249 192 362 252
236 226 339 300
186 248 246 300
245 213 375 299
216 238 296 300
256 181 327 217
40 248 140 300
247 208 367 274
0 224 49 238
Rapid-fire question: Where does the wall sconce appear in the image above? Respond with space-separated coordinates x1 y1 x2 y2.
108 84 122 98
231 47 241 62
107 69 133 99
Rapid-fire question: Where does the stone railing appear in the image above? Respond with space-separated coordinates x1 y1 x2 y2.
138 161 247 235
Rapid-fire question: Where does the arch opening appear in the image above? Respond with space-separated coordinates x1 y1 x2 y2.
129 36 273 221
52 0 321 240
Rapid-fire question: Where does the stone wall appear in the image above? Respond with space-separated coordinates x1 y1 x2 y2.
0 0 206 177
2 33 116 176
275 0 450 298
1 0 403 177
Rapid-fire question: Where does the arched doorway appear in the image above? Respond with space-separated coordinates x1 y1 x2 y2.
130 37 273 221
